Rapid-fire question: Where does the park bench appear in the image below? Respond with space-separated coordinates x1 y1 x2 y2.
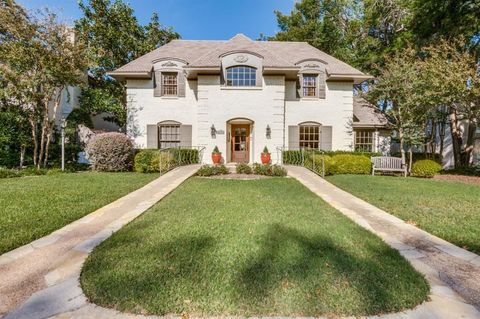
371 156 407 177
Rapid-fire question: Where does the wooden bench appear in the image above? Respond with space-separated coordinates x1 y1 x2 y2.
371 156 407 177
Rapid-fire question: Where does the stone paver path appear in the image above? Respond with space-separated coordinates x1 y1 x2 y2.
0 165 200 319
287 166 480 319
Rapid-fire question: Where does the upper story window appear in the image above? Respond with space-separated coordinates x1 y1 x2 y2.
162 73 178 96
226 66 256 86
303 75 317 97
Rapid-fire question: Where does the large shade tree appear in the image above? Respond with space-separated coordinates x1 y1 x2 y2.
0 0 88 168
75 0 180 127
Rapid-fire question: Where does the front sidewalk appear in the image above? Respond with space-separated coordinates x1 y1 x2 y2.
0 165 200 319
287 165 480 318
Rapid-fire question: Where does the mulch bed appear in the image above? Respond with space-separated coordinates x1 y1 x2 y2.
434 174 480 185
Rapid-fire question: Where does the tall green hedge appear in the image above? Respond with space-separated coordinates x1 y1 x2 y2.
283 150 374 175
134 148 200 173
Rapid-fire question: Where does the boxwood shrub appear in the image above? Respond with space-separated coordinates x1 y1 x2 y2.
169 148 200 165
236 163 253 174
252 163 287 176
196 164 229 176
304 154 335 175
330 154 371 175
134 149 175 173
411 159 442 178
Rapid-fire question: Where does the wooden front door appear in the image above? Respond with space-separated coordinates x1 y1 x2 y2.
231 124 250 163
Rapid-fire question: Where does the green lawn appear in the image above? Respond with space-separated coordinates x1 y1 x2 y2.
81 177 428 317
0 172 157 254
326 175 480 254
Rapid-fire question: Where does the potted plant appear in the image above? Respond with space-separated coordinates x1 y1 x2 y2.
261 146 271 164
211 146 222 164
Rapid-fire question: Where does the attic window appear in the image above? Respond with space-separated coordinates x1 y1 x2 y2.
226 66 256 86
162 73 178 96
303 75 317 97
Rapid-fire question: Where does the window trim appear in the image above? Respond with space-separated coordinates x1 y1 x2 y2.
299 124 320 149
225 65 257 87
161 72 178 96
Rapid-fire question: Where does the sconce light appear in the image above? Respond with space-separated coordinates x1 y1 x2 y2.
266 125 271 139
210 124 217 138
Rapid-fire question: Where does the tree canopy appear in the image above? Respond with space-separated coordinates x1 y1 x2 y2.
75 0 180 127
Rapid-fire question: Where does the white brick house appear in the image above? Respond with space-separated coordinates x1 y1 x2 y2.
110 34 389 164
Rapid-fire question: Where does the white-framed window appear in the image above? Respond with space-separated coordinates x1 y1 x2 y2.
299 125 320 149
226 66 256 86
303 75 317 97
355 130 374 152
162 73 178 96
158 124 180 148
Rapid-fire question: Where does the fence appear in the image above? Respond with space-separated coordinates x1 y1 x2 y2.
158 146 205 174
276 147 326 178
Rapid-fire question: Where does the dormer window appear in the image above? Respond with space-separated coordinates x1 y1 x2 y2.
162 73 178 96
303 75 317 97
226 66 256 86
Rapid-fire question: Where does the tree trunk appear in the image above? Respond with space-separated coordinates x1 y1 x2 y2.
398 127 406 165
30 118 38 167
20 145 26 168
463 117 477 166
408 146 413 173
449 108 463 168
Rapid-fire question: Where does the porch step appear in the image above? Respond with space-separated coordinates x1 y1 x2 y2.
225 163 237 173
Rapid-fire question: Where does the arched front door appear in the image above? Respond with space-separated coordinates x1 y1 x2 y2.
231 124 250 163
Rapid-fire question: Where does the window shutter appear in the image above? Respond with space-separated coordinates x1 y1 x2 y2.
179 125 192 147
288 126 299 149
255 67 262 87
177 72 186 97
318 71 326 99
321 126 332 150
146 125 158 148
296 74 303 98
154 71 162 97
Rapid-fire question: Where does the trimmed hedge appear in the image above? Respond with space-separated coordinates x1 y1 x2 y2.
134 150 174 173
196 164 229 176
169 148 199 165
411 159 442 178
252 163 287 176
285 151 372 175
304 154 335 176
86 133 134 172
236 163 253 174
134 149 200 173
330 154 371 175
283 150 381 166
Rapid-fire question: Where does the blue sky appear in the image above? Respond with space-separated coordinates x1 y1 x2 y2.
19 0 294 40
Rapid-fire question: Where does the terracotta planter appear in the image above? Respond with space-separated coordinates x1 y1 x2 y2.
212 152 222 164
261 153 271 164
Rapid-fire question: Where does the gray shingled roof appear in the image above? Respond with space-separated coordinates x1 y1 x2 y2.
112 34 366 77
353 97 390 128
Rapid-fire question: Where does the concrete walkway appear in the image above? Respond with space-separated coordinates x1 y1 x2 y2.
287 166 480 319
0 165 200 319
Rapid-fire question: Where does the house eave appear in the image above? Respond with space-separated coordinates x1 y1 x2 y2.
108 71 151 81
328 73 373 84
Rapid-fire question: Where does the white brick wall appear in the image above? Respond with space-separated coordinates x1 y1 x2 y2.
126 75 355 164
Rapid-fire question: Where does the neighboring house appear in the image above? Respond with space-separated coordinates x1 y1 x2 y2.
110 34 390 164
